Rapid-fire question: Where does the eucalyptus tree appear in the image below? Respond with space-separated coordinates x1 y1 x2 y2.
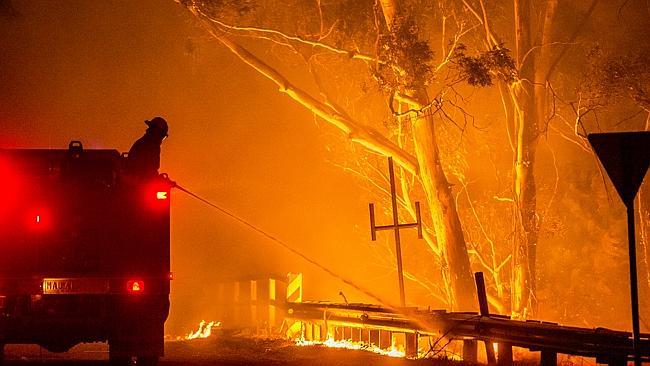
176 0 630 319
178 0 486 310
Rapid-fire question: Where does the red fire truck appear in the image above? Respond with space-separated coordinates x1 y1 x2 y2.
0 141 171 365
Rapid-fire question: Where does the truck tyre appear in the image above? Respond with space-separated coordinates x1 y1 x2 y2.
0 343 5 365
136 355 159 366
109 354 132 366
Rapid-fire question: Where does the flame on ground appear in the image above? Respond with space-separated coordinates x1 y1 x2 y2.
185 320 220 340
296 337 405 358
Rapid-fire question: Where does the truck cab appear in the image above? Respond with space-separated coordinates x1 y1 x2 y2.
0 141 171 365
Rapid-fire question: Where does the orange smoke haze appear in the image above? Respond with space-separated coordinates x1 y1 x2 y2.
1 0 648 337
0 0 394 336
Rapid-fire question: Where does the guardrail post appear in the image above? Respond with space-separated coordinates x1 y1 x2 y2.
305 322 314 341
314 324 322 341
379 330 392 349
497 343 513 366
475 272 497 365
540 350 557 366
334 326 343 341
462 339 478 362
405 333 418 358
369 330 380 346
361 329 371 344
343 327 352 340
351 328 362 342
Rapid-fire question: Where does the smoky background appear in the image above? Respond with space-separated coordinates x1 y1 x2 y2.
0 0 648 336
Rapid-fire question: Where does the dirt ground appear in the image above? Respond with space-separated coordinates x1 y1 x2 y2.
2 336 469 365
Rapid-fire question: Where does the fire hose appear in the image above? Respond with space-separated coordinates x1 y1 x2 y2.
167 179 394 308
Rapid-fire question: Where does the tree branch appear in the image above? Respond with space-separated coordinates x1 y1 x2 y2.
187 14 419 174
460 0 500 48
201 13 383 65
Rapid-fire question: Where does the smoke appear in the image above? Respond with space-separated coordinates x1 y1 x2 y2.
1 0 648 336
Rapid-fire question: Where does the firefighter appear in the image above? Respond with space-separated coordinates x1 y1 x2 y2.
126 117 168 178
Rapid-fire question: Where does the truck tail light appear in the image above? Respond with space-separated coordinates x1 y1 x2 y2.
127 280 144 294
28 208 51 230
144 176 172 209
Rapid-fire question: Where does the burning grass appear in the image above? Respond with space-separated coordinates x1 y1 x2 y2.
184 320 221 340
296 337 405 358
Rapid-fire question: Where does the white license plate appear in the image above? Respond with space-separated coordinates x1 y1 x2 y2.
42 278 109 294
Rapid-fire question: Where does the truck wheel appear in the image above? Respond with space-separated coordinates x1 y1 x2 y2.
136 356 158 366
0 343 4 365
109 354 132 366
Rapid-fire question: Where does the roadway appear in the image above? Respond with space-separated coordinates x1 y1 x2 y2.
1 337 443 366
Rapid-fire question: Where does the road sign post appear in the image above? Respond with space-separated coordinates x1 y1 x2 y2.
588 131 650 366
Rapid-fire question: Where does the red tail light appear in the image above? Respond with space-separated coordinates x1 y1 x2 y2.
127 280 145 294
28 208 51 231
145 178 171 209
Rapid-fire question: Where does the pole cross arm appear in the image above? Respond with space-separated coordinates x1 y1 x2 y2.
369 202 423 240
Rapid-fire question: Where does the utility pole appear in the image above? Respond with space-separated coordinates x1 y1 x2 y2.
368 157 423 307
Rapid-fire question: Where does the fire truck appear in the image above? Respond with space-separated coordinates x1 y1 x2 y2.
0 141 171 365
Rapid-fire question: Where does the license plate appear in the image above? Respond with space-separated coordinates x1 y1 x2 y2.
42 278 109 295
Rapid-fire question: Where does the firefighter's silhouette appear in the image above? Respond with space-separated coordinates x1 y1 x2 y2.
127 117 168 178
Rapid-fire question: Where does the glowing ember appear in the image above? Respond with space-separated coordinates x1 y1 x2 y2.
296 337 405 358
185 320 220 340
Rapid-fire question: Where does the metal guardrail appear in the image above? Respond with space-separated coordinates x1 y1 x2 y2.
286 301 650 365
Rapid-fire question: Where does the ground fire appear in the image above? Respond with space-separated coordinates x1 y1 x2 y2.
185 321 220 340
296 337 406 358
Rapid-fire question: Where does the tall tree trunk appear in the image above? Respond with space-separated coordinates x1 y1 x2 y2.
510 80 537 317
511 0 537 317
511 0 557 317
380 0 476 310
530 0 557 313
463 0 582 317
412 90 476 310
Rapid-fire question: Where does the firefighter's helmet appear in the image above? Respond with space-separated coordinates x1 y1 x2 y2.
145 117 168 138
